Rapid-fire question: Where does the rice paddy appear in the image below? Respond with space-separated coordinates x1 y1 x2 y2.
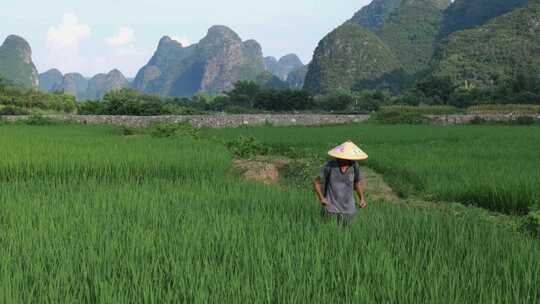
204 124 540 214
0 123 539 303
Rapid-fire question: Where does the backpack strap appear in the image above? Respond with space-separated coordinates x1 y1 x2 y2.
323 162 331 197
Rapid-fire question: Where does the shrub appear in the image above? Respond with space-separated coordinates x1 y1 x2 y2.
118 126 139 136
25 114 54 126
514 116 536 125
226 81 261 108
379 105 459 115
371 111 430 124
527 211 540 237
315 90 354 112
150 122 198 138
0 106 30 115
224 106 264 114
469 116 487 125
467 104 540 114
255 90 315 112
225 135 267 158
78 101 107 115
353 90 389 113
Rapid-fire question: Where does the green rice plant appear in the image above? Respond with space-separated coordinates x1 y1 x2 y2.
203 124 540 214
0 124 228 183
0 124 538 303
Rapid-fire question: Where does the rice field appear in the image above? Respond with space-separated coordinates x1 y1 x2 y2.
0 124 539 303
204 124 540 214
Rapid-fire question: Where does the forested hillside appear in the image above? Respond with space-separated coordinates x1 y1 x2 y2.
434 0 540 85
440 0 529 37
304 0 539 102
305 0 450 94
304 23 401 94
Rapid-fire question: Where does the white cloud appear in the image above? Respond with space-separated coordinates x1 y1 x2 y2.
105 27 150 76
105 45 152 77
171 36 191 47
107 27 136 47
45 13 92 75
46 13 91 50
42 14 149 77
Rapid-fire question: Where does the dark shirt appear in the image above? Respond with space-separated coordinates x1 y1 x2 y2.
320 160 363 214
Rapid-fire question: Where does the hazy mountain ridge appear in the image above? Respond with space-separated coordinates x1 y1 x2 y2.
4 26 300 98
133 36 196 96
39 69 129 100
134 25 265 97
87 69 130 100
58 73 90 100
39 69 63 92
0 35 39 88
286 65 309 89
263 54 304 81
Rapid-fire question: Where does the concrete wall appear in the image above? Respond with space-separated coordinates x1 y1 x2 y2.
1 114 538 128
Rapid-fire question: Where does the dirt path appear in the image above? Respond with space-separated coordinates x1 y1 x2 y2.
232 156 529 234
233 156 400 202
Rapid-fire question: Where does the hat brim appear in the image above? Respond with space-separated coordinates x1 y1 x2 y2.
328 151 368 161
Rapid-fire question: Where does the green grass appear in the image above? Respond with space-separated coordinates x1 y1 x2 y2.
0 124 539 303
379 105 461 115
467 104 540 115
203 124 540 214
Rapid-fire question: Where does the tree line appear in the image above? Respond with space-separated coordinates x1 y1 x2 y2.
1 70 539 116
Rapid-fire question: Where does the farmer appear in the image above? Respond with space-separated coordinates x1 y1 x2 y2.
313 140 368 225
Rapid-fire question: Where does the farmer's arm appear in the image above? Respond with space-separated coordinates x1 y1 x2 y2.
355 181 367 208
313 177 328 206
353 164 367 208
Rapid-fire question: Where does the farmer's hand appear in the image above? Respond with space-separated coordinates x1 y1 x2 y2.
359 198 367 209
320 198 330 207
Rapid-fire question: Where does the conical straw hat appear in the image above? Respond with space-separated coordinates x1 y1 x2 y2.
328 140 368 161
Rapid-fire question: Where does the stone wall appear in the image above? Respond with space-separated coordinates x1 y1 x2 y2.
1 114 370 128
426 114 540 124
1 114 538 128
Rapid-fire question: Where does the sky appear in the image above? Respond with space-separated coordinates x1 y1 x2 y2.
0 0 371 78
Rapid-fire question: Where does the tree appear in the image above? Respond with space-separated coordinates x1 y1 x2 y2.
415 77 458 104
315 89 355 112
226 81 261 108
353 90 390 112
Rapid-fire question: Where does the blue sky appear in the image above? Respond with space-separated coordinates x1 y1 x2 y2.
0 0 370 77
